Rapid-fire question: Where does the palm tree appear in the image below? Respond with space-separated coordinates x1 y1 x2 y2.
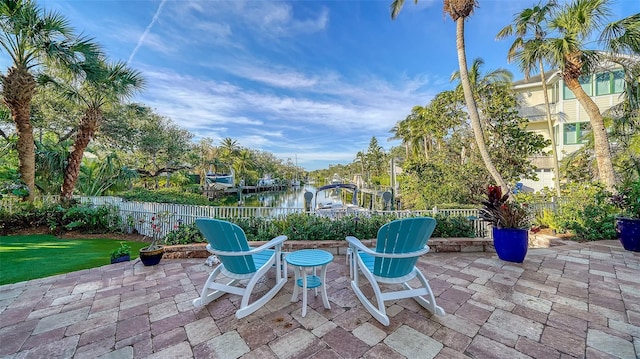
545 0 624 190
55 60 144 201
0 0 100 200
76 152 138 196
496 0 562 197
194 138 219 186
220 137 240 164
354 151 366 176
450 57 513 132
388 119 411 157
450 58 513 96
233 149 256 185
391 0 509 194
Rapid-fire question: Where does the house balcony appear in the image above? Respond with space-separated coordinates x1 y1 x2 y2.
518 103 558 122
530 155 556 169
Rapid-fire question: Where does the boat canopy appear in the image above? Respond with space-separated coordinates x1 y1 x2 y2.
315 183 359 205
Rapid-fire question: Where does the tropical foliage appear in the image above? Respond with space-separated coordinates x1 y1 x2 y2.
541 0 640 190
611 179 640 219
547 182 617 240
0 0 100 200
390 0 509 195
479 185 530 229
496 0 562 196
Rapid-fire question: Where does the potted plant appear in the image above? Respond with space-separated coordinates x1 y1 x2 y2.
611 180 640 252
479 185 530 263
139 211 170 266
110 243 131 264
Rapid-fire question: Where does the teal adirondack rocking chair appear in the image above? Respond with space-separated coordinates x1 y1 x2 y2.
346 217 445 325
193 218 288 319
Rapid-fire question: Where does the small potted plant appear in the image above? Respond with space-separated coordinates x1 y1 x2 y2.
611 180 640 252
139 211 171 266
110 243 131 264
479 185 531 263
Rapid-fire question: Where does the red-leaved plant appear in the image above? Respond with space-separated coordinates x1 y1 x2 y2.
479 185 530 229
140 211 177 250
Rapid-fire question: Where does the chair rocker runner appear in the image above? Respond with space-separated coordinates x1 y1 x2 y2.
346 217 445 326
193 218 288 319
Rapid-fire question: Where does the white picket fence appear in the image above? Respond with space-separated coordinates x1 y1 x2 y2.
0 195 506 238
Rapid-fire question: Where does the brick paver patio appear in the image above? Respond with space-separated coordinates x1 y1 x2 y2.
0 240 638 358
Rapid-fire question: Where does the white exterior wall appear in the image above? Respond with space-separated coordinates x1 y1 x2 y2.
515 67 626 193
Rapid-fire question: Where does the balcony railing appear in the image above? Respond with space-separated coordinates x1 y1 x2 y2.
518 103 557 120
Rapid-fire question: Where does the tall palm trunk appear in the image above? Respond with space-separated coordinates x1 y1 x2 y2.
539 61 562 197
563 76 617 191
455 18 509 194
423 136 429 160
60 110 100 201
2 66 37 201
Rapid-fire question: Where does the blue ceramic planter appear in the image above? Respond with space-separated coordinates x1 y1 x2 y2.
110 255 130 264
493 227 528 263
616 218 640 252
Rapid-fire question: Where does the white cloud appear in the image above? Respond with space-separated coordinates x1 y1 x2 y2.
128 0 167 65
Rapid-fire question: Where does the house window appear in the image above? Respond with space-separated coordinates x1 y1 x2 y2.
613 70 625 93
563 75 592 99
596 70 626 95
563 122 591 145
596 73 612 95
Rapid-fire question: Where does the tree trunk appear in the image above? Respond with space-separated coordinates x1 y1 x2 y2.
2 67 37 201
423 136 429 160
455 18 509 194
539 61 562 197
564 77 617 191
60 110 100 201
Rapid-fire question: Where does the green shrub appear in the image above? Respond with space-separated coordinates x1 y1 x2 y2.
62 204 122 233
534 208 556 228
432 214 475 238
163 222 205 245
150 213 475 245
0 201 65 234
550 182 617 240
568 203 617 241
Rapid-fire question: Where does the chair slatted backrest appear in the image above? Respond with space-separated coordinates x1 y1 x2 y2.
374 217 436 278
196 218 256 274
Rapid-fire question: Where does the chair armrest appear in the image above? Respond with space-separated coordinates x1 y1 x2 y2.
248 235 288 253
206 235 287 256
346 236 431 258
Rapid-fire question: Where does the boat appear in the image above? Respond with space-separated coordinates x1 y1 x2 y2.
314 183 368 218
205 167 235 191
257 175 276 187
330 173 342 184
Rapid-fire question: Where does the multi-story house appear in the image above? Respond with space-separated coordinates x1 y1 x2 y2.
513 64 626 192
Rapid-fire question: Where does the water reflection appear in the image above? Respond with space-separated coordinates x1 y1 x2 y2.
239 185 317 209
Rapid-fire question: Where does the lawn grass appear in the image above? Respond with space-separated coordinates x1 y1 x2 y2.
0 234 150 285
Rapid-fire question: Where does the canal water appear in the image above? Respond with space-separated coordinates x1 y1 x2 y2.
243 185 313 208
213 184 356 209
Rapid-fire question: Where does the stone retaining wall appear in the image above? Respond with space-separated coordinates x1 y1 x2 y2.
161 237 495 259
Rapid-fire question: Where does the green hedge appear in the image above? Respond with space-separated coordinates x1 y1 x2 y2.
162 213 476 245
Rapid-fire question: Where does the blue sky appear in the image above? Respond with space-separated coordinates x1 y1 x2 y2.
31 1 639 170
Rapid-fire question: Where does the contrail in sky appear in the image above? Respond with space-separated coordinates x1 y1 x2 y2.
127 0 167 65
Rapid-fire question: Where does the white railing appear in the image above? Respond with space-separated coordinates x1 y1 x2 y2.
3 195 557 238
375 208 489 237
